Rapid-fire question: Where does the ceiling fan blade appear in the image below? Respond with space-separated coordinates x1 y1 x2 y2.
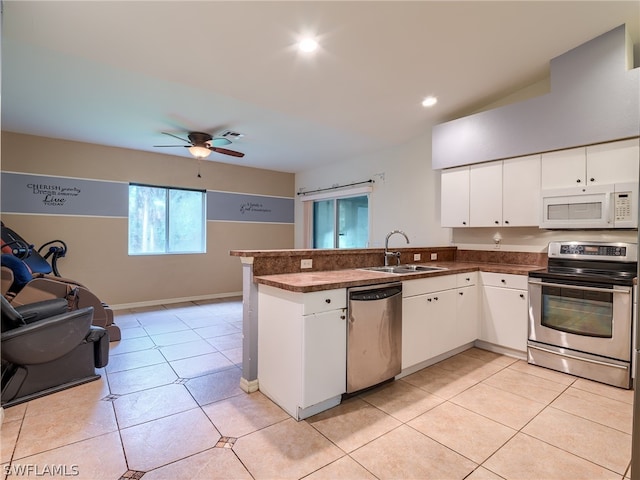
161 132 190 144
153 144 189 148
210 147 245 158
210 137 232 147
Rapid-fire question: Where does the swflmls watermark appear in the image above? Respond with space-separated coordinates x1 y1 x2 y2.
4 464 80 477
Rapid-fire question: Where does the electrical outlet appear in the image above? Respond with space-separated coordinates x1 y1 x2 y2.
301 259 313 269
413 253 421 261
430 253 438 260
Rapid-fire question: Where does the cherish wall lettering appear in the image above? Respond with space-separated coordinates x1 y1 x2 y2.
26 183 81 207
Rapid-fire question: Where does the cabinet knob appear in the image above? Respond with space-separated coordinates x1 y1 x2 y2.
462 221 467 225
427 298 432 302
459 292 464 296
434 296 439 301
590 178 595 182
505 220 509 224
494 220 499 224
576 179 581 183
466 277 470 282
325 298 331 304
501 279 506 283
340 315 346 320
520 294 525 299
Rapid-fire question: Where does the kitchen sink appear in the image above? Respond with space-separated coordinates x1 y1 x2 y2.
361 264 448 274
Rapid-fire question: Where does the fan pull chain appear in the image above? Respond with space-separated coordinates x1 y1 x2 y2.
197 159 202 178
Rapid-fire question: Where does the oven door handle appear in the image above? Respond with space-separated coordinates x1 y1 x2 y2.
528 279 630 294
528 344 629 371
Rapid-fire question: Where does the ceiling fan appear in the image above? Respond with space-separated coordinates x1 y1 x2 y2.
154 132 245 159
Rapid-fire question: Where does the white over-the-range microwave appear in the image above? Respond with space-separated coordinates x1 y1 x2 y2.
540 182 638 229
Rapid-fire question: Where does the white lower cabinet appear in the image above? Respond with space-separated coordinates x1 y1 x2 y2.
457 285 479 346
402 289 457 368
480 273 528 353
258 269 530 420
402 273 478 370
258 285 346 420
302 309 347 408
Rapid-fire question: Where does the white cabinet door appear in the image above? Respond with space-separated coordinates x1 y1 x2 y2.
302 309 347 408
481 286 528 353
433 289 462 356
402 289 458 369
456 286 478 346
586 138 640 186
503 155 541 226
470 162 503 227
541 147 586 188
402 294 430 369
441 166 470 227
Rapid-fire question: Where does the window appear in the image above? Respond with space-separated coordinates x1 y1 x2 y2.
313 195 369 248
128 184 206 255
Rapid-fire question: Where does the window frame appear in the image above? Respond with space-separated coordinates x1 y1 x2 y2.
301 186 372 249
128 183 207 256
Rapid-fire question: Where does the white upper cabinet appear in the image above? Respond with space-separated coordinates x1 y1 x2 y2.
441 166 470 227
542 139 639 189
586 138 639 185
541 147 585 189
470 162 503 227
503 155 541 226
441 155 541 228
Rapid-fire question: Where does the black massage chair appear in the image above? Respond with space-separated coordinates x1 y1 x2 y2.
1 222 121 341
1 296 109 407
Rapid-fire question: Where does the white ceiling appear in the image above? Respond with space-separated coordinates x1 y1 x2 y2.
2 1 639 173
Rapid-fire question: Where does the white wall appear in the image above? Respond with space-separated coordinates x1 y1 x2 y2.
294 131 451 249
295 74 638 254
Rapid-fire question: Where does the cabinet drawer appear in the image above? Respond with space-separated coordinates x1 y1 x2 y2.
303 289 346 314
403 274 457 297
480 272 527 290
456 272 478 287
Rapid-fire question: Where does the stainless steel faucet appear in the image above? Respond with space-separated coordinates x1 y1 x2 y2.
384 230 410 266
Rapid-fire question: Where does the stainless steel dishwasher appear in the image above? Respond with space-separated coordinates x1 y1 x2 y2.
346 282 402 393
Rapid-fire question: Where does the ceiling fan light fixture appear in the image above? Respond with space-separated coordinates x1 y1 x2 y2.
189 145 212 159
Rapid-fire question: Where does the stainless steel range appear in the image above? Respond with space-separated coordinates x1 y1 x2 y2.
528 241 637 389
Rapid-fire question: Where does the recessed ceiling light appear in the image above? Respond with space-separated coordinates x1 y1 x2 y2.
422 96 438 107
298 38 319 53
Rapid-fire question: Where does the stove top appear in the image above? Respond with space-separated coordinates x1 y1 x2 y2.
529 241 638 286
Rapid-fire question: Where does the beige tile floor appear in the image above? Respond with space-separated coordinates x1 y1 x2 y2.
1 298 635 480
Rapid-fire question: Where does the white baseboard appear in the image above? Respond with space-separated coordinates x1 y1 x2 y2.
474 340 527 361
110 291 242 311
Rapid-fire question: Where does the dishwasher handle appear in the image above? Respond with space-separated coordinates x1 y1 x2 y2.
349 284 402 302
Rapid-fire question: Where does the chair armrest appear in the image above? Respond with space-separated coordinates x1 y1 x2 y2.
2 306 94 365
15 298 69 324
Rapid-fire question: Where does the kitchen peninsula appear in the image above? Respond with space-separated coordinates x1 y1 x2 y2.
231 247 545 419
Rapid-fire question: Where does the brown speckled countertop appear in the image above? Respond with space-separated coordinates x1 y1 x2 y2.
255 261 545 293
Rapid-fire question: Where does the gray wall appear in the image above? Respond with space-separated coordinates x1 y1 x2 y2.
432 25 640 169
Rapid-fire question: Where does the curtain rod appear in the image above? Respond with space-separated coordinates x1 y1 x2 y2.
297 179 374 196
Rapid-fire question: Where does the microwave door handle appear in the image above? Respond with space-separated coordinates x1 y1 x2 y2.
528 279 630 294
